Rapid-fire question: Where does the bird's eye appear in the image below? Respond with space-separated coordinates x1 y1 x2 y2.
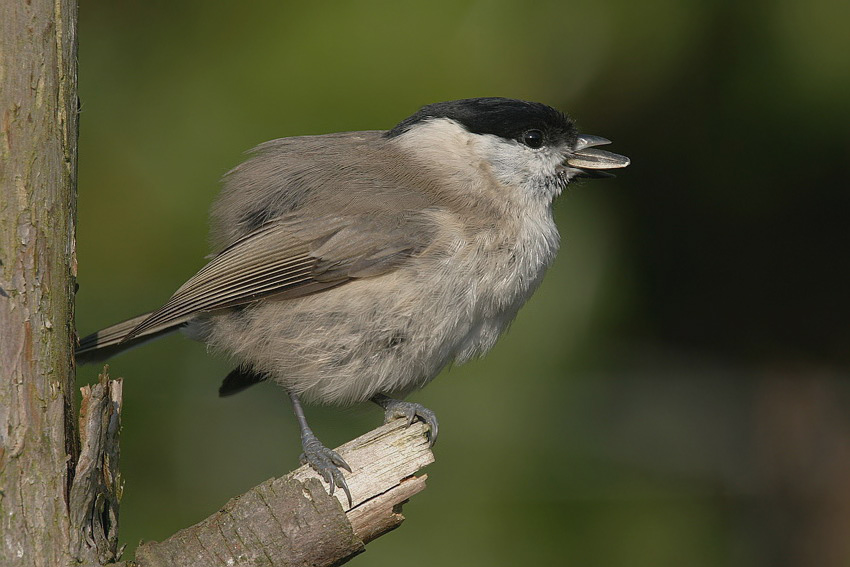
522 129 544 149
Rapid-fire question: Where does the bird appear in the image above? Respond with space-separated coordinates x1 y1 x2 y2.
76 97 629 505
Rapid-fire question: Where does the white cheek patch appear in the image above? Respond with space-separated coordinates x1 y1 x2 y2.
473 138 567 202
393 118 570 203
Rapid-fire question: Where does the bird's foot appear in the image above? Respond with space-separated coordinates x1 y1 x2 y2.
372 394 438 446
299 431 352 506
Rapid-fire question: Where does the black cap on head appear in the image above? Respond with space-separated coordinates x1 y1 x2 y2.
386 97 577 148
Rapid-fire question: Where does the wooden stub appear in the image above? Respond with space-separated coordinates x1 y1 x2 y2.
69 368 123 564
347 475 428 543
133 419 434 567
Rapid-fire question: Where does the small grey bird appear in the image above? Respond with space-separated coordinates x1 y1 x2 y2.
77 97 629 504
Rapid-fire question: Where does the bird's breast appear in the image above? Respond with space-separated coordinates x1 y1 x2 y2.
446 203 560 364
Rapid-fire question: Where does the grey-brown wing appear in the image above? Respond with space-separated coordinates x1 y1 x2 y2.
123 215 434 342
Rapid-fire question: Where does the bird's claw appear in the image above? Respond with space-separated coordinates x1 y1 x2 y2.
299 432 352 506
381 399 439 446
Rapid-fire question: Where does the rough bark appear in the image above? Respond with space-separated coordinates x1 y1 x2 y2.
0 0 79 566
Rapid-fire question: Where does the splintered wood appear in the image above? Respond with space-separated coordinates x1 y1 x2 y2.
292 419 434 541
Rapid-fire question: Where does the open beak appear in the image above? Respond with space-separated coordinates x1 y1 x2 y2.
564 134 630 179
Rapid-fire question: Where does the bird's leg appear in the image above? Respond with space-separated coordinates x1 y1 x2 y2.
371 393 439 446
288 390 352 506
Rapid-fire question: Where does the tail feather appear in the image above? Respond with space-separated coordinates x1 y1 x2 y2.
76 312 189 364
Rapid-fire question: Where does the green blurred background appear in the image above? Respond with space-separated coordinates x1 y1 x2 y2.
75 0 850 565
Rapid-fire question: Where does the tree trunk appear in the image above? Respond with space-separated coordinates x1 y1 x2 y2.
0 1 79 566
